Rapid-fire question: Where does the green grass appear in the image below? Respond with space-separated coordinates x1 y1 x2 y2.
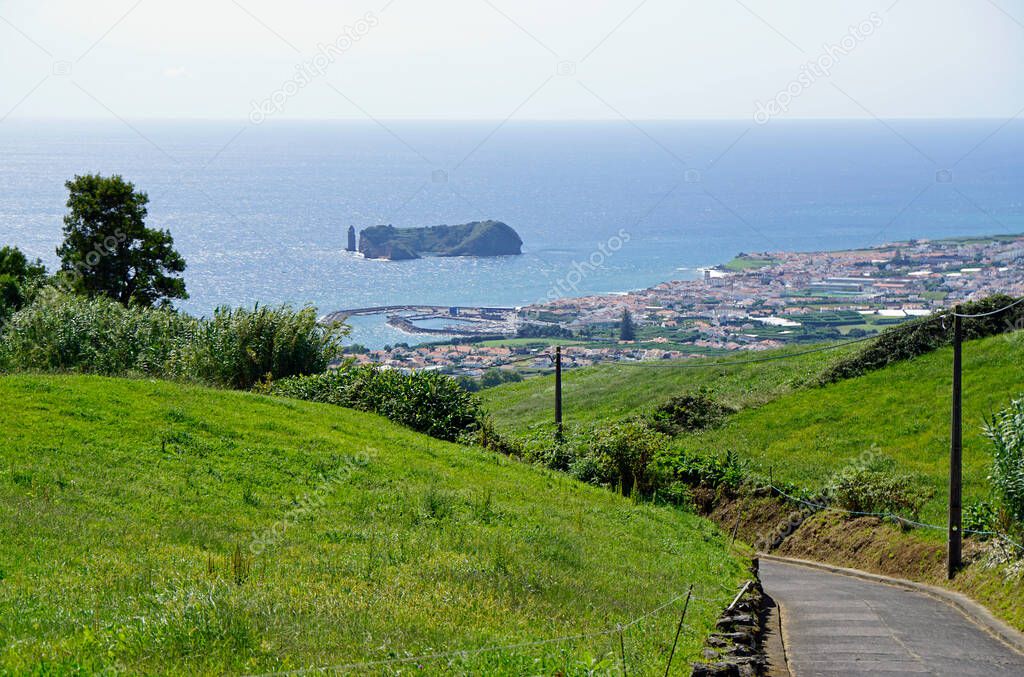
690 333 1024 526
0 374 746 675
481 342 863 433
484 332 1024 529
720 256 778 272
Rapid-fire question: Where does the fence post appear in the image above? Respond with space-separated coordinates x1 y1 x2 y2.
554 345 563 441
948 308 963 579
663 585 693 677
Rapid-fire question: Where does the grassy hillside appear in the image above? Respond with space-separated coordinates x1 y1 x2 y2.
692 333 1024 525
0 375 745 675
484 333 1024 526
482 342 863 433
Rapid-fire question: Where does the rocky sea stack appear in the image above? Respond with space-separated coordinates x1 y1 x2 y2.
358 221 523 260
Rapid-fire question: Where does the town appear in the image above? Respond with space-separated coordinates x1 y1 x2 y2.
350 233 1024 377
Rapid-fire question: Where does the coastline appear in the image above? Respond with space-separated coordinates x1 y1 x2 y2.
345 232 1024 373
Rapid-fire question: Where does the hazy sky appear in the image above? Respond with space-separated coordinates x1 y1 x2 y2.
2 0 1023 121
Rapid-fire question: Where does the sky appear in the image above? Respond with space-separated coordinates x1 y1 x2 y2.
1 0 1023 121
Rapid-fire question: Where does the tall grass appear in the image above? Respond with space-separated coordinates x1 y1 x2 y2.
984 396 1024 523
0 290 344 388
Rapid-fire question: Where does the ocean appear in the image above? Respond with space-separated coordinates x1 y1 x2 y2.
1 118 1021 347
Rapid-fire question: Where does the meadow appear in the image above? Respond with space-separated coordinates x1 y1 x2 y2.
0 374 746 675
483 333 1024 527
481 341 864 433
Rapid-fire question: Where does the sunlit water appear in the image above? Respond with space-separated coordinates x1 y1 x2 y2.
1 119 1021 347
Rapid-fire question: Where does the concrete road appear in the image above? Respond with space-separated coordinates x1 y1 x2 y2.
761 558 1024 676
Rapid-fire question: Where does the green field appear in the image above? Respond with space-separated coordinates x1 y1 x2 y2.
720 256 779 272
481 342 864 433
483 333 1024 526
0 375 745 675
691 334 1024 525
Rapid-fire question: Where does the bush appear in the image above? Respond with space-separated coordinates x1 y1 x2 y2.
825 459 933 520
457 368 523 393
0 290 343 389
984 396 1024 523
590 419 672 497
821 294 1024 383
0 289 189 376
656 448 748 492
271 366 482 442
170 305 344 389
650 387 734 435
963 499 998 535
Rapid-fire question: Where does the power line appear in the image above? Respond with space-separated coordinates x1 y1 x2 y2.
950 295 1024 318
546 294 1022 371
597 332 880 369
487 351 552 369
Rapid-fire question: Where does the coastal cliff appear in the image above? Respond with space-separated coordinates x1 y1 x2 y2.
358 221 523 260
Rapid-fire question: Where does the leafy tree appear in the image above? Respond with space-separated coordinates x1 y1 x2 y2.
0 245 46 324
619 308 636 341
57 174 187 307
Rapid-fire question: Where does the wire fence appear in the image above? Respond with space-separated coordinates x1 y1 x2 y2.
243 580 743 677
502 296 1024 553
247 299 1024 675
765 483 1024 553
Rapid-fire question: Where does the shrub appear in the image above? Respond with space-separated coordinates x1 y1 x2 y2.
650 387 734 435
983 396 1024 523
0 290 343 388
657 448 748 492
458 417 522 456
963 499 998 536
590 419 671 497
169 305 345 389
271 366 482 442
820 294 1024 383
825 459 933 520
0 289 188 376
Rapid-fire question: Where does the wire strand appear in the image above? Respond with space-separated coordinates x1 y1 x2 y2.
950 296 1024 318
767 484 1024 552
243 582 739 677
594 332 880 369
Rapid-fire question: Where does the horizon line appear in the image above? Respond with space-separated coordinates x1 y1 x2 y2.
3 115 1021 124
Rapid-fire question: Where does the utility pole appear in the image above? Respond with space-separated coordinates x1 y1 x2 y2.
554 345 563 441
948 307 963 579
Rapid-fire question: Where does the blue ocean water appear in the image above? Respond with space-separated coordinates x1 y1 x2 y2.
1 119 1021 347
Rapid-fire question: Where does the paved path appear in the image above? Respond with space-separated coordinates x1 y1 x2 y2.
760 558 1024 676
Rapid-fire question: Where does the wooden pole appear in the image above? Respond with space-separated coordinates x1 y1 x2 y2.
730 503 744 548
948 308 963 579
554 345 563 441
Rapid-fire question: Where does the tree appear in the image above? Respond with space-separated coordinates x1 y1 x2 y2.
619 308 636 341
57 174 187 307
0 245 46 324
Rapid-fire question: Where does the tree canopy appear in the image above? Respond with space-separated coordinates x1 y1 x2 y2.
0 245 46 324
619 308 636 341
57 174 187 307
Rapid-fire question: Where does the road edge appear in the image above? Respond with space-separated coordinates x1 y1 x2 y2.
759 553 1024 657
